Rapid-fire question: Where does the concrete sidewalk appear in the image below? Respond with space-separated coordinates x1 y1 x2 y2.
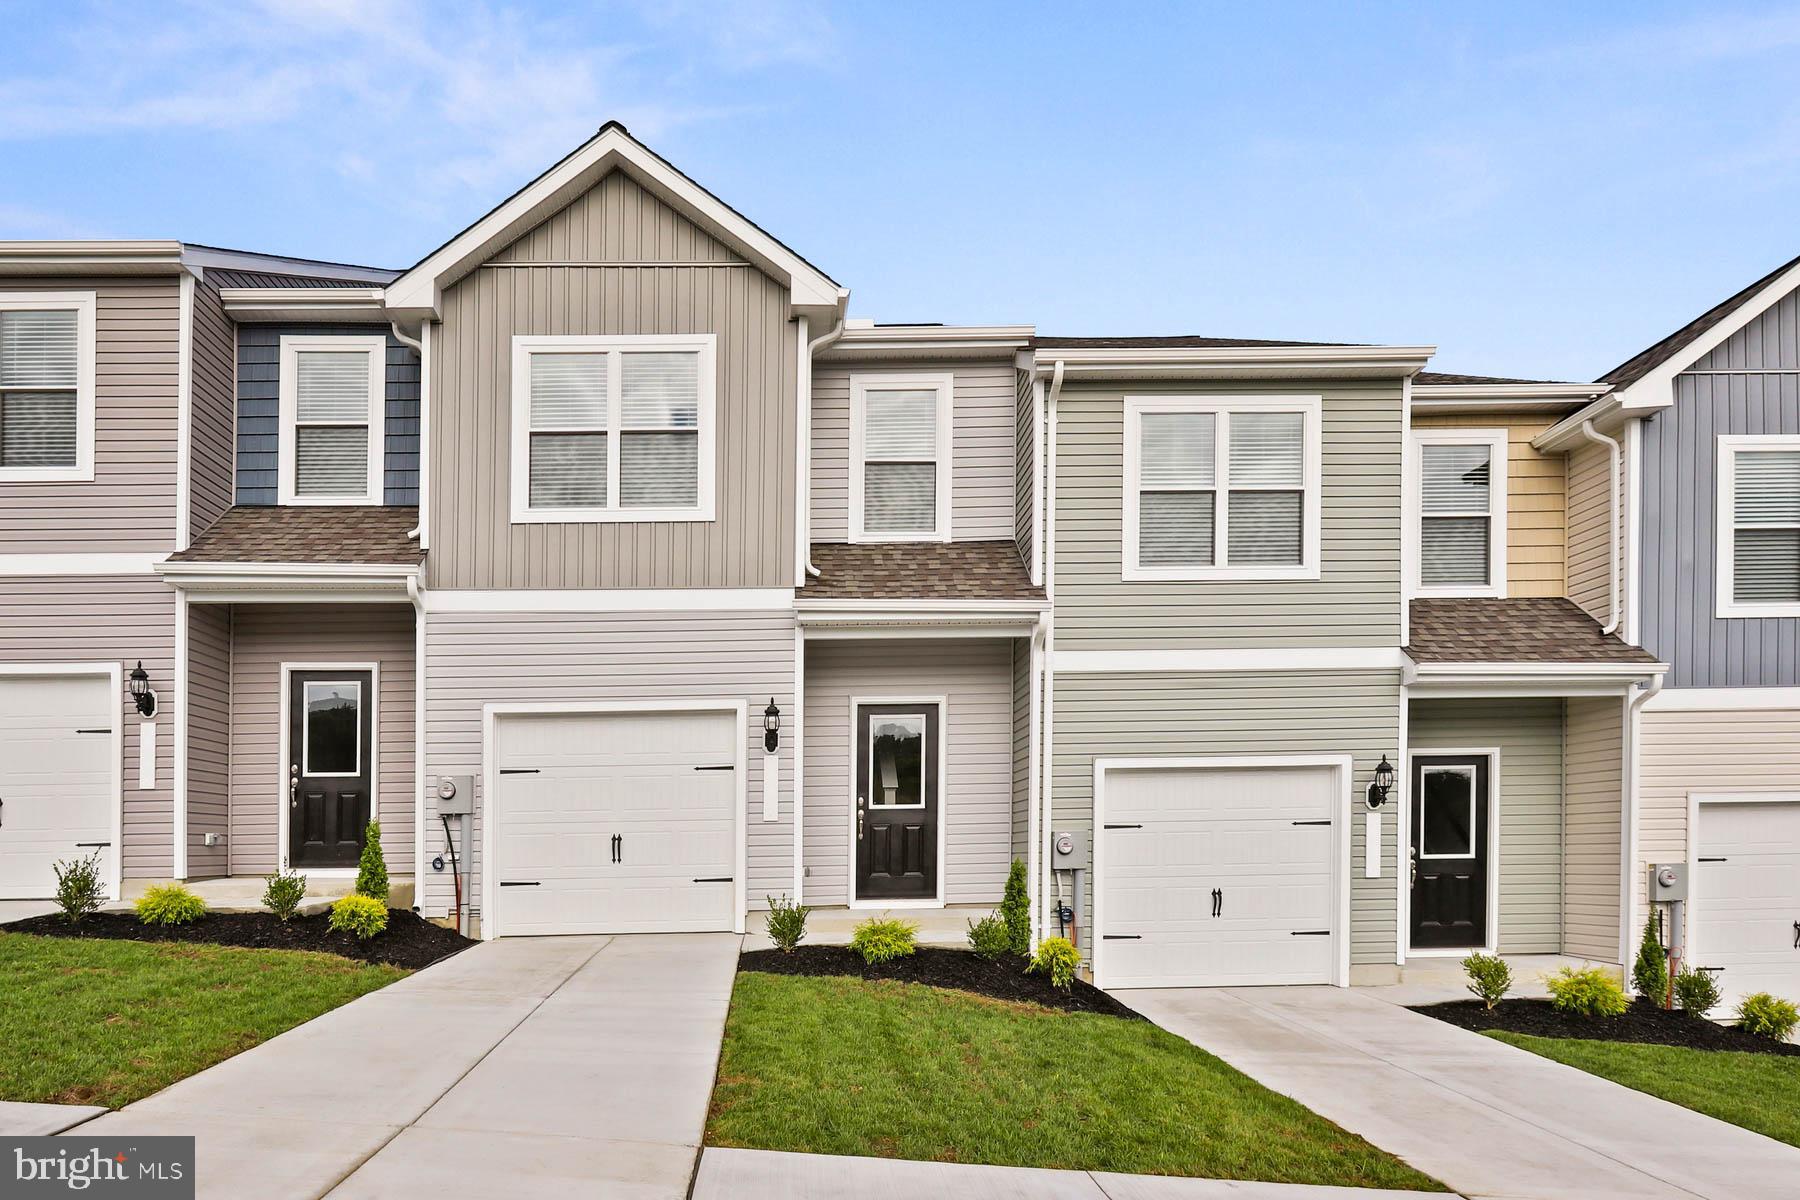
0 1101 105 1136
1119 985 1800 1200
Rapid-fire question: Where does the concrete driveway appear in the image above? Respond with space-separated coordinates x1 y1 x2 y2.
76 933 739 1200
1119 985 1800 1200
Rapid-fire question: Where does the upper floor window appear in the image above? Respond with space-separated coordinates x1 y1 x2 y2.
1717 434 1800 617
850 373 952 542
1122 394 1321 581
0 292 95 483
278 335 385 505
510 334 716 524
1410 428 1507 598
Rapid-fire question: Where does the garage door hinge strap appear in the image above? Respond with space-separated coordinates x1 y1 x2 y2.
1103 823 1141 829
498 881 540 887
499 768 540 775
1291 819 1331 826
1102 934 1141 940
76 728 111 734
692 877 732 883
1290 930 1330 936
1698 856 1727 862
694 764 734 771
75 842 111 848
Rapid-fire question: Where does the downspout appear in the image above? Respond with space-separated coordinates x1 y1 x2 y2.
1040 360 1064 954
1579 420 1621 635
1621 672 1664 975
801 316 847 579
407 571 427 914
391 321 427 544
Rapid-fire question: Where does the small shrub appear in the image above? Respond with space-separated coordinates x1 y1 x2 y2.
1027 936 1080 991
764 894 809 952
263 868 307 923
1673 968 1722 1019
51 851 105 924
329 893 388 941
1737 992 1800 1040
850 916 918 965
1632 911 1668 1005
1545 965 1629 1019
1000 859 1031 956
355 821 389 901
134 883 206 927
1462 952 1513 1010
966 913 1012 961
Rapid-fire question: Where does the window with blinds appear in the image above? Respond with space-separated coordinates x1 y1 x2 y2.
1419 444 1493 586
0 295 91 479
1730 447 1800 605
279 336 384 505
852 374 951 541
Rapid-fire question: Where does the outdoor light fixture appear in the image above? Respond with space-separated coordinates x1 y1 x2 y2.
763 699 781 754
128 661 157 717
1366 754 1395 809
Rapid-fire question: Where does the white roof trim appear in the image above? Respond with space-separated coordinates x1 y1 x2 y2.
823 325 1036 359
0 241 186 275
795 596 1046 633
1033 344 1435 380
1412 382 1610 415
157 559 418 596
220 287 387 323
1404 658 1666 695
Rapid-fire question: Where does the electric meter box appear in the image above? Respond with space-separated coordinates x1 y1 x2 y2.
1052 829 1088 870
1647 862 1687 903
435 775 475 816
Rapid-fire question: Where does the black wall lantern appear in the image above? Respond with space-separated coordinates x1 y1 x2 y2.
1366 754 1395 809
763 699 781 754
128 661 157 717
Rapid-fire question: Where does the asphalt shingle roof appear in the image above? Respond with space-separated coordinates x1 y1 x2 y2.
803 541 1042 601
1600 252 1800 389
1406 598 1660 665
170 506 422 565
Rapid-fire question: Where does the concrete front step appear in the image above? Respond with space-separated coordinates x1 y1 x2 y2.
114 875 416 915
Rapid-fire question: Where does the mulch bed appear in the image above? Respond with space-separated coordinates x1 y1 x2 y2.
2 908 473 971
1414 997 1800 1057
739 944 1142 1019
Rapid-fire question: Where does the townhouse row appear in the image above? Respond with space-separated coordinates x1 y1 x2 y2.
2 124 1795 1000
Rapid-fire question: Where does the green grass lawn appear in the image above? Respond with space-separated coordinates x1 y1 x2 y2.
707 972 1443 1189
0 932 407 1108
1489 1031 1800 1148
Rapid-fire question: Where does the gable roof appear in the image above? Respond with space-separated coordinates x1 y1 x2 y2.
385 122 844 322
1406 598 1660 666
1601 251 1800 391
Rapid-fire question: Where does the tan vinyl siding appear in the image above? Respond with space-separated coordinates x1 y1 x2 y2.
801 638 1016 905
422 609 793 919
1015 368 1036 572
428 169 797 589
1053 669 1401 965
810 359 1018 542
0 576 175 878
1412 414 1565 598
1563 695 1623 961
188 282 236 539
1566 439 1623 623
186 603 231 878
1054 380 1404 650
226 605 414 875
0 279 180 553
1409 697 1564 953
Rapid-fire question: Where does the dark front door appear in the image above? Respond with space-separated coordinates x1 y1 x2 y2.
855 703 939 901
1410 755 1490 950
288 670 373 868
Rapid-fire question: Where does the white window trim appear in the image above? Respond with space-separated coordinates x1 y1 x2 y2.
277 334 385 506
1716 434 1800 618
508 334 717 524
849 372 954 544
1122 394 1322 582
0 291 97 483
1408 427 1508 599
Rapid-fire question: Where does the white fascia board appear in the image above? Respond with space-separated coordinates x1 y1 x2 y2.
1034 345 1436 381
0 240 185 275
1533 393 1628 452
1403 659 1667 692
220 287 387 323
795 597 1047 631
157 561 419 598
1610 257 1800 413
823 325 1036 359
157 560 420 578
1412 383 1609 403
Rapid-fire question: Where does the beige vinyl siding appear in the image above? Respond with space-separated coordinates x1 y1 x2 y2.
1055 379 1404 651
1412 414 1565 598
1016 367 1036 568
187 282 236 539
1563 695 1623 961
810 359 1018 542
186 603 231 878
801 638 1016 905
0 279 180 553
226 605 415 875
428 168 798 589
1566 439 1625 623
1409 698 1564 953
422 609 793 919
0 576 175 878
1011 638 1031 862
1053 669 1401 965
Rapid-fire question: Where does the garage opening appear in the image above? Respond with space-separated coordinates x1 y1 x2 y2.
0 670 118 901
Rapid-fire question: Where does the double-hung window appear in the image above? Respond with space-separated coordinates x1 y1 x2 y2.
1717 435 1800 617
1122 395 1320 580
0 292 95 482
511 334 715 523
278 335 386 505
1411 428 1507 597
850 373 952 542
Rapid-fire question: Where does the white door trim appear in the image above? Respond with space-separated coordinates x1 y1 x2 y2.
480 699 749 939
0 662 123 901
847 694 949 908
277 661 380 875
1092 753 1353 989
1684 790 1800 982
1404 747 1502 957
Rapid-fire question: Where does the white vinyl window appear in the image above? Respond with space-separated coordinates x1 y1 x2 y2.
0 292 96 482
1717 435 1800 617
278 335 385 505
1410 428 1507 598
850 373 953 542
1122 395 1321 580
510 334 716 523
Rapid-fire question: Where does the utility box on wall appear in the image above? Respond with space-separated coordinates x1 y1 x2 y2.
1647 862 1687 903
435 776 474 816
1052 829 1088 870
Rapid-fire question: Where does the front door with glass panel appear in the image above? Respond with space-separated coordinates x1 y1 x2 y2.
1409 756 1489 950
288 671 372 868
855 703 939 901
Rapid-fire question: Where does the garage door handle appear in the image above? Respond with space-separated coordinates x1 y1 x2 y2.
499 881 540 887
1103 823 1142 830
611 834 621 864
692 877 732 883
1102 934 1141 940
1211 888 1221 918
1793 922 1799 950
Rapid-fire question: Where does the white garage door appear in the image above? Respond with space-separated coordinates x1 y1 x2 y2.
0 674 116 900
1098 763 1341 989
490 709 738 937
1695 800 1800 1007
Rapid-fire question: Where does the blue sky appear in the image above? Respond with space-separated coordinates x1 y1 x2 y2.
2 1 1797 380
